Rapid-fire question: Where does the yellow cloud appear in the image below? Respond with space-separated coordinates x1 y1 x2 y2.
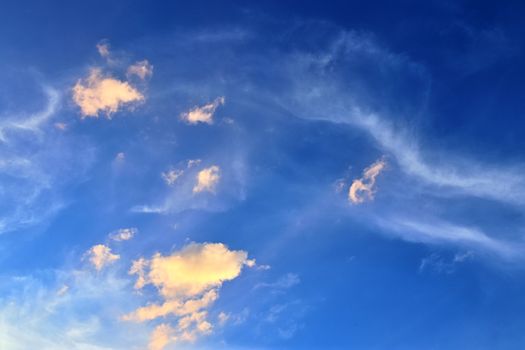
180 97 225 124
72 68 144 118
124 242 253 349
127 60 154 80
349 158 386 204
86 244 119 271
149 324 173 350
193 165 220 194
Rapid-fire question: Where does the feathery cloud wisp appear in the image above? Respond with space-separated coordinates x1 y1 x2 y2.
127 60 153 80
109 228 137 241
349 159 386 204
180 97 225 124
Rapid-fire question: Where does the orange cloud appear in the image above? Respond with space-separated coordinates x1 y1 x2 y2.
124 242 253 349
349 158 386 204
193 165 220 193
85 244 119 271
127 60 153 80
72 68 144 118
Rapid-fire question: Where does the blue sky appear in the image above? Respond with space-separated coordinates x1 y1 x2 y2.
1 1 525 349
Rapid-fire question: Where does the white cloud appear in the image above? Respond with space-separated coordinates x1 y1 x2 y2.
127 60 153 80
161 168 184 186
109 228 137 242
0 86 59 141
180 97 225 124
96 40 111 59
254 273 300 291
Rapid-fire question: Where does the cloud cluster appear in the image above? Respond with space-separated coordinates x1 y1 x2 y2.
72 68 144 118
180 97 225 124
124 242 254 349
348 159 386 204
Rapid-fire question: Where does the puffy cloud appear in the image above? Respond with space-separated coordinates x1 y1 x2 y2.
348 159 386 204
149 324 174 350
127 60 153 80
109 228 137 241
161 169 184 186
180 97 225 124
85 244 120 271
193 165 220 194
124 242 253 349
72 68 144 118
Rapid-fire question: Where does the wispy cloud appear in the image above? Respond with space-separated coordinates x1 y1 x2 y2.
180 97 225 124
109 228 137 242
85 244 120 271
348 158 386 204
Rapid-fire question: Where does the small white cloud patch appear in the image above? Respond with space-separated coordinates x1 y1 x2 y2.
161 169 184 186
180 97 225 124
127 60 154 80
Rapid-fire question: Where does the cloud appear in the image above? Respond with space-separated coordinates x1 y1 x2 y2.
149 324 173 350
0 84 93 235
254 273 300 291
0 86 59 141
193 165 220 194
161 168 184 186
419 251 474 274
124 242 254 349
375 217 517 258
72 68 144 118
109 228 137 241
180 97 225 124
127 60 154 80
348 158 386 204
85 244 120 271
96 40 111 59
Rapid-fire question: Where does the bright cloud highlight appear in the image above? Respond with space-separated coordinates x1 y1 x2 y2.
193 165 220 193
124 242 254 349
72 68 144 117
180 97 225 124
85 244 120 271
349 158 386 204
